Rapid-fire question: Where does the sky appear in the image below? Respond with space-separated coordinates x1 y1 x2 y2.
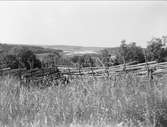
0 1 167 48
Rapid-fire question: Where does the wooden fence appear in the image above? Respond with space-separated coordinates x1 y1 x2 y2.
58 61 167 77
1 61 167 82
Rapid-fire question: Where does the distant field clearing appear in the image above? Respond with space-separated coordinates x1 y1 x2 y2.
65 50 98 55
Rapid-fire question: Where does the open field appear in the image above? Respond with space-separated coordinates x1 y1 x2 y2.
43 45 106 56
0 72 167 127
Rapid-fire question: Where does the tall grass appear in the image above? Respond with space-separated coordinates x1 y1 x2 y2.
0 73 167 127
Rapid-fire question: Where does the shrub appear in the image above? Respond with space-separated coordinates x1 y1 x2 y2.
146 37 167 62
4 48 42 70
4 54 19 69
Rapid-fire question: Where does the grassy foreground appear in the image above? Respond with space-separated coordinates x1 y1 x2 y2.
0 73 167 127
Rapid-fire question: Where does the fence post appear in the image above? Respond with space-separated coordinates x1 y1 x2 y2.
143 49 150 78
78 66 83 80
68 67 72 81
104 62 110 78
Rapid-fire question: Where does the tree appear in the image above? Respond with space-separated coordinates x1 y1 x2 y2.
4 55 19 69
71 56 80 64
146 37 167 62
126 42 145 63
4 47 42 69
70 55 96 68
17 49 41 69
82 55 95 67
100 49 119 66
34 59 42 69
116 40 145 64
119 40 128 64
101 49 110 58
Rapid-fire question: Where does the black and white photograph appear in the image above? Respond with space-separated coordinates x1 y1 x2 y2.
0 1 167 127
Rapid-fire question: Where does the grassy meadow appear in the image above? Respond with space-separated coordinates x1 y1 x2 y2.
0 73 167 127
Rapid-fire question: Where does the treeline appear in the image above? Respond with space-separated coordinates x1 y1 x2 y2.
1 36 167 70
69 36 167 68
101 36 167 66
0 47 42 69
0 43 62 54
0 44 62 69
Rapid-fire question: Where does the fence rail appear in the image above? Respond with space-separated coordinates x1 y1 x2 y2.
1 61 167 82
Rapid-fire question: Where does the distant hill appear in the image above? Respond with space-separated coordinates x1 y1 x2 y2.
0 43 118 57
44 45 118 56
44 45 103 51
0 43 63 54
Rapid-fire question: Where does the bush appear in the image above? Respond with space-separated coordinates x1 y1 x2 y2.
4 48 41 70
117 41 145 64
71 55 96 68
4 55 19 69
18 49 41 69
146 37 167 62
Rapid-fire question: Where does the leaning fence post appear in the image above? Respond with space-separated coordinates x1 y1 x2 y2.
143 49 150 78
68 67 72 81
79 66 81 76
78 66 83 80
